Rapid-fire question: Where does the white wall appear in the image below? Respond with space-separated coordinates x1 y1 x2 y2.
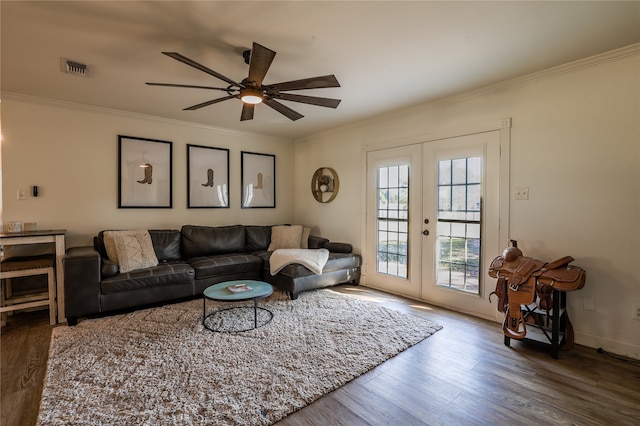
294 47 640 358
2 98 295 248
2 46 638 359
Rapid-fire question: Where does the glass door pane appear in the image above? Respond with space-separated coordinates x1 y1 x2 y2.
376 164 409 278
435 156 481 294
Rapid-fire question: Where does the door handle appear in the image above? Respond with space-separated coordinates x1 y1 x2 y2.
422 230 429 236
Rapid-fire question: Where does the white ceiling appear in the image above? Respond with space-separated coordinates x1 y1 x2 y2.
2 1 640 140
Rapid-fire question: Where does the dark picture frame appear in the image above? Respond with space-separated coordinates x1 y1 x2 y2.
118 135 172 208
187 144 230 208
241 151 276 208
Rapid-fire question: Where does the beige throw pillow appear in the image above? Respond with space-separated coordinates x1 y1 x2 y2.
268 225 303 251
103 232 121 264
112 233 158 273
103 229 148 264
104 230 158 273
301 227 311 249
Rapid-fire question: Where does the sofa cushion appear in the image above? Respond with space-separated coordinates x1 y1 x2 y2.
102 229 133 265
101 261 194 294
101 230 158 271
181 225 246 258
149 229 182 261
188 253 263 279
112 233 159 273
301 227 311 249
102 229 154 265
323 242 353 253
268 225 303 251
101 259 119 278
308 235 330 249
245 225 271 251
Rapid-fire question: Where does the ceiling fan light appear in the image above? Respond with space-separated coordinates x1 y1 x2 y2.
240 88 263 104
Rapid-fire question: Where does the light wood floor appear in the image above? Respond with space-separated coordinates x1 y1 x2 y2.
2 285 639 426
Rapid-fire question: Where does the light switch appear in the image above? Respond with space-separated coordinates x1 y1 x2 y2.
17 189 27 200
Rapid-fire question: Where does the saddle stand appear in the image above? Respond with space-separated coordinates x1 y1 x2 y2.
488 240 585 358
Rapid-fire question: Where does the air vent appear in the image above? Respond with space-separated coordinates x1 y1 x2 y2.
61 58 88 76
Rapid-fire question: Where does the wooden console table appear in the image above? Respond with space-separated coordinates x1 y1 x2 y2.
0 230 66 323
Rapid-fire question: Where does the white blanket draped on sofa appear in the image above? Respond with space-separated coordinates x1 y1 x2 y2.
270 248 330 276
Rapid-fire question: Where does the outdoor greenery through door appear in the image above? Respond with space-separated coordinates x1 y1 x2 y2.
366 124 507 319
435 156 481 294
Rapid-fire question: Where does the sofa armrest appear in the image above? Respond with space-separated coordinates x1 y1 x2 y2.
323 242 353 253
308 235 330 249
63 246 102 324
308 235 353 253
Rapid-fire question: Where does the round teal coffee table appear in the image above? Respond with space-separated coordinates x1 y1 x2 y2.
202 280 274 332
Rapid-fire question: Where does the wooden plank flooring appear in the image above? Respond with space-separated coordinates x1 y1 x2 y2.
1 308 51 426
2 285 639 425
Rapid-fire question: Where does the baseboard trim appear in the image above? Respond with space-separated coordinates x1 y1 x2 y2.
361 283 640 361
574 331 640 361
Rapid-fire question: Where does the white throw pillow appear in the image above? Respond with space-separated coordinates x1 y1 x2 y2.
268 225 303 251
301 227 311 249
105 230 158 273
103 232 121 264
103 229 150 264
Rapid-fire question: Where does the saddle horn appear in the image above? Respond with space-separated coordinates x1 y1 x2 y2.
503 239 523 262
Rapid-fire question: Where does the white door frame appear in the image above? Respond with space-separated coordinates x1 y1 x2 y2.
365 144 423 299
362 118 511 321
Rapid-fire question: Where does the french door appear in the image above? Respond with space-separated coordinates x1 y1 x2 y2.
366 130 503 318
366 145 423 299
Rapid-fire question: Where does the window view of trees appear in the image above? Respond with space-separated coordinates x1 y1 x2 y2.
436 157 481 294
375 157 481 293
377 165 409 278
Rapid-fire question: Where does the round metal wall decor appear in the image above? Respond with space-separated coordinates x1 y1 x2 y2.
311 167 339 203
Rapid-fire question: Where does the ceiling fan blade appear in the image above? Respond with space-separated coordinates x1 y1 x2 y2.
183 95 237 111
277 93 341 109
162 52 240 87
146 82 232 92
247 43 276 87
263 98 304 121
241 103 255 121
264 74 340 92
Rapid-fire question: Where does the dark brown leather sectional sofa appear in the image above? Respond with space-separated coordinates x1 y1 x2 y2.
63 225 361 325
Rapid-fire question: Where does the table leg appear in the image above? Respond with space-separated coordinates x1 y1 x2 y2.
254 298 258 329
55 234 66 323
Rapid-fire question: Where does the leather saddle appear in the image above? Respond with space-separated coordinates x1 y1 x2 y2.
488 240 586 343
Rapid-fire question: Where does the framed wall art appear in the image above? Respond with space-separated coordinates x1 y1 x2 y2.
187 144 229 208
241 151 275 208
118 135 173 208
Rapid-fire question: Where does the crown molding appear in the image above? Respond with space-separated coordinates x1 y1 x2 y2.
449 42 640 106
5 43 638 145
300 42 640 143
488 42 640 92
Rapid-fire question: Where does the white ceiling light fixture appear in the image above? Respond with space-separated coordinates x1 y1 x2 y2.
240 88 263 104
146 43 340 122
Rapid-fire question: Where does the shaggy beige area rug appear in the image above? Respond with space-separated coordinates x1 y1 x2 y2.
37 289 441 425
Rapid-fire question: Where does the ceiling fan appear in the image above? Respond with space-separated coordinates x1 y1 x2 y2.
146 42 341 121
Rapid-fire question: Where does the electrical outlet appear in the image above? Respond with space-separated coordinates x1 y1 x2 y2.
633 304 640 321
515 187 529 200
